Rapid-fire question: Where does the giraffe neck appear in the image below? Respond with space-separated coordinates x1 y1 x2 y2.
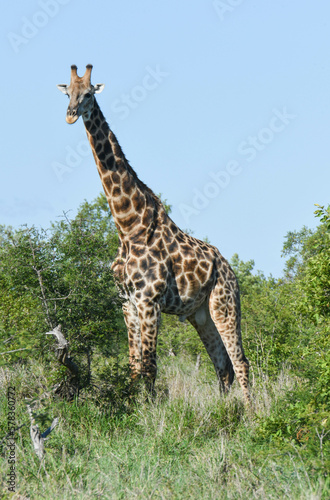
83 99 165 241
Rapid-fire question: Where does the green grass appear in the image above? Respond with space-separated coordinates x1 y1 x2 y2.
0 357 329 499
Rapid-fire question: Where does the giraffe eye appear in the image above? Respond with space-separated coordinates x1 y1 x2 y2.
85 92 92 99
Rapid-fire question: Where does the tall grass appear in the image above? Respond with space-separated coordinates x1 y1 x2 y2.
0 356 328 499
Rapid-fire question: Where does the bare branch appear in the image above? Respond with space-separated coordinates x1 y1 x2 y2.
41 417 59 439
45 325 79 376
27 404 59 460
45 324 68 347
195 353 202 371
0 347 32 356
45 325 80 400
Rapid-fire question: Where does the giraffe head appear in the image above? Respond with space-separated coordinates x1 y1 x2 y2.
57 64 104 124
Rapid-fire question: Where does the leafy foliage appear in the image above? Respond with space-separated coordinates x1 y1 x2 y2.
0 195 126 389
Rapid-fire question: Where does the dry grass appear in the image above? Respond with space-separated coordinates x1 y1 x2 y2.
0 357 328 499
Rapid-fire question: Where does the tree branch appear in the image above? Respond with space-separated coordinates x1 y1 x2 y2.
27 404 59 460
45 325 79 377
0 347 31 356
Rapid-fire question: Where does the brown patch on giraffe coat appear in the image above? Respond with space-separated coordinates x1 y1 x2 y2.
162 225 174 242
141 208 154 227
186 273 201 295
112 186 121 197
145 267 158 283
113 196 131 214
154 280 166 294
172 252 182 265
196 265 208 283
111 172 120 184
177 274 188 292
149 248 167 262
103 140 112 155
100 176 112 196
183 258 198 273
105 155 115 170
139 257 148 273
146 254 159 268
95 143 103 155
169 222 178 235
98 130 107 141
143 286 155 299
200 260 211 271
121 172 134 195
130 245 145 258
168 240 178 253
132 270 143 282
131 190 145 213
157 262 167 278
181 244 196 258
118 213 138 231
135 279 146 290
150 236 166 255
176 233 185 244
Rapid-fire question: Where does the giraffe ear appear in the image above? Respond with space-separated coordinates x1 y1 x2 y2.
94 84 105 94
57 84 69 95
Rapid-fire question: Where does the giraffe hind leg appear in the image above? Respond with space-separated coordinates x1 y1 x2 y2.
188 302 234 394
208 284 250 405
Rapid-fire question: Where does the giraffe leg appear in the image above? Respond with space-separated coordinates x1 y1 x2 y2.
136 300 161 394
209 282 250 405
188 302 234 394
122 300 142 379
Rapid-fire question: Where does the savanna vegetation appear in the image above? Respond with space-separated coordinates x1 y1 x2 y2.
0 195 329 499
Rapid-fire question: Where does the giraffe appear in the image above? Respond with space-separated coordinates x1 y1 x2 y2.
57 65 250 404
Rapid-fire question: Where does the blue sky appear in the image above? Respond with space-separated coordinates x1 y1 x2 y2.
1 0 330 277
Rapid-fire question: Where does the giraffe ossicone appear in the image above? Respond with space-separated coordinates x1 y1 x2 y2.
57 64 251 405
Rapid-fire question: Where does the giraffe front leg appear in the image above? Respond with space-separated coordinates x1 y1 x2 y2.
122 300 142 380
137 300 161 394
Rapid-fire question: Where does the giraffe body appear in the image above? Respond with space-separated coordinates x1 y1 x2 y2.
57 65 250 404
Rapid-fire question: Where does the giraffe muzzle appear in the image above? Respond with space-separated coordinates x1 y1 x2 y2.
66 109 79 124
